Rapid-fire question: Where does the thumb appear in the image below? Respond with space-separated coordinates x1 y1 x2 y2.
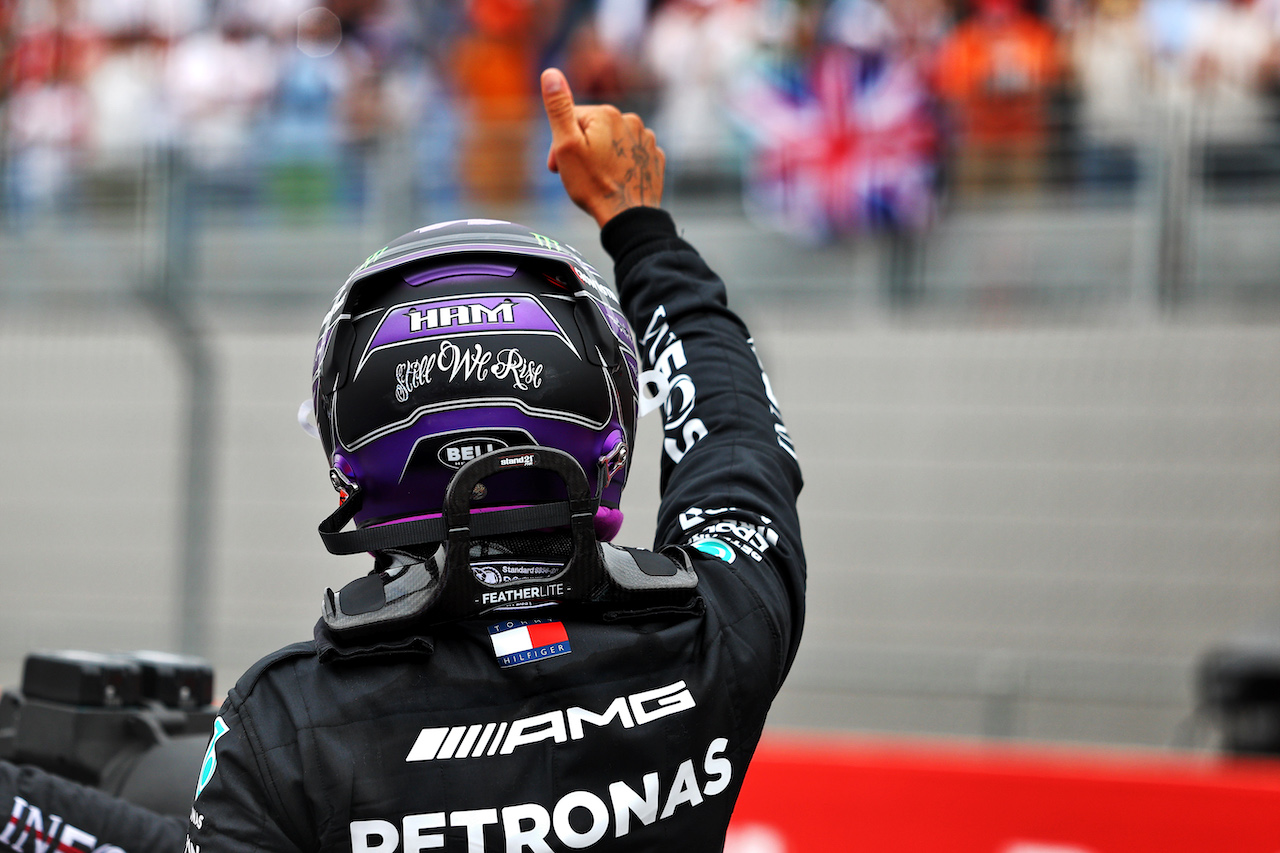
541 68 581 146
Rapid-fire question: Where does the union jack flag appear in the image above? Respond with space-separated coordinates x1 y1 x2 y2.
732 45 940 241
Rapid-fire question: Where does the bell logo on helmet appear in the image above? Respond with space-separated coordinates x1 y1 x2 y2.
438 437 511 469
400 429 536 482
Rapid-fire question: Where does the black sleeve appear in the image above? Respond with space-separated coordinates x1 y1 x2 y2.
185 699 308 853
0 760 185 853
602 207 807 681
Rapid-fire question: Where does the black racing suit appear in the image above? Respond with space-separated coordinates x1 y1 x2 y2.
0 207 804 853
189 207 806 853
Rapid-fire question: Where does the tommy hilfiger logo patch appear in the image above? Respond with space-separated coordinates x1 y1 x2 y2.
488 618 570 668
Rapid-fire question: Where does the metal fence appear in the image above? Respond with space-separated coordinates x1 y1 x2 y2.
7 96 1280 312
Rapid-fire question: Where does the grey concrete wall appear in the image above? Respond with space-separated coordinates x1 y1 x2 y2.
3 308 1278 749
763 320 1280 745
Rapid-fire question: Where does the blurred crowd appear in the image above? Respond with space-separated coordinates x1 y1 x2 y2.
3 0 1280 241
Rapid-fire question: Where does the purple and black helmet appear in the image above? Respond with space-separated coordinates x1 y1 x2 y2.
308 219 640 543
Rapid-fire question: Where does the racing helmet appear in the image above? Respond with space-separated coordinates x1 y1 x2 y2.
307 219 640 547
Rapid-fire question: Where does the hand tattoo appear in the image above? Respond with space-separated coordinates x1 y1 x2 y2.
602 128 659 218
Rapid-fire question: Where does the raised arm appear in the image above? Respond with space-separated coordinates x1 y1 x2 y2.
539 68 806 682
